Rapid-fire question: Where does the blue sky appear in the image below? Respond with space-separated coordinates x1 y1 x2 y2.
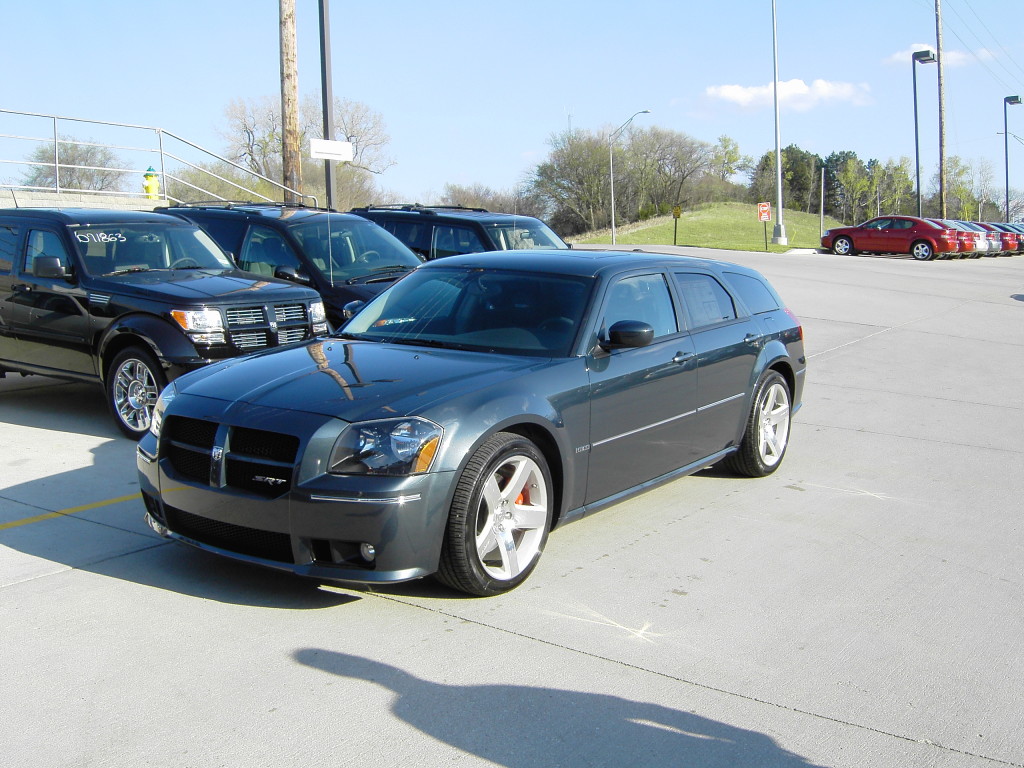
5 0 1024 203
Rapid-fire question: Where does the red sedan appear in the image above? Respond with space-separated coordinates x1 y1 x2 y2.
821 216 959 260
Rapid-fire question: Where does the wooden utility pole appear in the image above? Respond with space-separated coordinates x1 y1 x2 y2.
936 0 947 217
280 0 301 202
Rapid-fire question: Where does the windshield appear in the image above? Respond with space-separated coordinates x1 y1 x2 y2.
285 215 422 287
482 219 567 250
73 224 233 275
342 267 594 357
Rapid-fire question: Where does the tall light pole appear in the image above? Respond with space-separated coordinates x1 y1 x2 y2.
912 49 937 217
770 0 787 245
319 0 336 209
609 109 650 245
1004 95 1021 221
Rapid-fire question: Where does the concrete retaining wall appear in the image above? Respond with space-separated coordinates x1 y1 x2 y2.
0 189 167 211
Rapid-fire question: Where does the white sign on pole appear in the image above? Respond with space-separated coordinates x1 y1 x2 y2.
310 139 354 162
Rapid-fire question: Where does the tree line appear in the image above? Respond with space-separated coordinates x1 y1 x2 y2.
20 96 1020 229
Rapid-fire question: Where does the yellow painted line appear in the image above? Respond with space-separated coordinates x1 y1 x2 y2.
0 492 142 531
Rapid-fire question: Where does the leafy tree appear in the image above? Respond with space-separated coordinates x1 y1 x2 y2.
530 129 610 234
21 136 127 191
749 144 822 214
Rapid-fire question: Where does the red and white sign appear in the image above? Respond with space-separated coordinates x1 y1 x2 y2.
757 202 772 222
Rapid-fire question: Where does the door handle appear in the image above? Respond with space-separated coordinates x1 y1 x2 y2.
12 284 31 293
672 351 695 365
743 333 761 345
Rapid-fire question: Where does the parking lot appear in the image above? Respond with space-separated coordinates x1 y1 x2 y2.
2 247 1023 767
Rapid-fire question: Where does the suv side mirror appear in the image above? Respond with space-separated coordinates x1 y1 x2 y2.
342 300 365 320
274 266 312 286
598 320 654 351
33 256 70 281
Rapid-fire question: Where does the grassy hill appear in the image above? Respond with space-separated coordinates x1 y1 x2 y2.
571 201 846 253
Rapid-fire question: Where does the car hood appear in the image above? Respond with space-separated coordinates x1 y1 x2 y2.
174 339 544 423
95 269 316 303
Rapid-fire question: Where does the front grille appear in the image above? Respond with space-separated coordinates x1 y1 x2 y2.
274 304 307 323
221 302 312 352
225 306 266 326
165 505 294 563
160 416 299 497
232 331 268 349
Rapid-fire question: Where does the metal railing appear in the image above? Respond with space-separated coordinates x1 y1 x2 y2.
0 108 315 206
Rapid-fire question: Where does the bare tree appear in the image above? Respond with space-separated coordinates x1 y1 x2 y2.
21 137 126 192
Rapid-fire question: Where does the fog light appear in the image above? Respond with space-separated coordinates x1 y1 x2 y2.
360 543 376 562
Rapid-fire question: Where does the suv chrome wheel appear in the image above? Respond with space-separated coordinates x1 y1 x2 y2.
108 348 166 439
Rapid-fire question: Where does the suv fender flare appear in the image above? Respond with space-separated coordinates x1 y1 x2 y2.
97 314 203 383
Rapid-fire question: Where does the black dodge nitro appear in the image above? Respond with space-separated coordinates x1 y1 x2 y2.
0 208 328 438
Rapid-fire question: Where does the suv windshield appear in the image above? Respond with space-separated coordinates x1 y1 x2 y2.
285 215 422 287
73 224 233 275
342 267 593 357
483 220 568 251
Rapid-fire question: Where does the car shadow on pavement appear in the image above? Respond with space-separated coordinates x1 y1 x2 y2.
293 649 827 768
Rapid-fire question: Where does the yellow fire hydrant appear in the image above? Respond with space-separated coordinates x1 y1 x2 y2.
142 166 160 200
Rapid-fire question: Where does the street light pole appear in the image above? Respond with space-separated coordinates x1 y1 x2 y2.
912 49 937 217
1005 95 1021 221
770 0 786 245
609 109 650 245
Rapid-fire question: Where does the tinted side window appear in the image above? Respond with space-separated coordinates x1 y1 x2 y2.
723 272 779 315
603 274 678 339
193 217 246 255
0 224 18 273
384 220 431 255
432 226 486 259
673 273 737 329
238 225 301 277
25 230 71 273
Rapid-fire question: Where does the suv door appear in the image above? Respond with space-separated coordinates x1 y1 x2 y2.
0 221 22 362
238 225 304 279
7 227 94 375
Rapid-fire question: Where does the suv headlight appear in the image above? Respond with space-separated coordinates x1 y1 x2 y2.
310 300 329 334
329 417 442 476
170 308 226 345
150 382 178 438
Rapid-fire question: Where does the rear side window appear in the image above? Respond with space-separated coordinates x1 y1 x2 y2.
723 272 780 315
0 224 18 273
432 226 486 259
673 272 737 329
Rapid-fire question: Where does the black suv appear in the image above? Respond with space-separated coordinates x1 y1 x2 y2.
348 205 568 260
158 203 423 327
0 208 327 438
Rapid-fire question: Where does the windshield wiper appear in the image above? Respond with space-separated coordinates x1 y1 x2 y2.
110 266 150 274
370 264 415 273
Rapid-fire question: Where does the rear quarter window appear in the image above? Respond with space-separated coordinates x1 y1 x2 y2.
722 272 781 315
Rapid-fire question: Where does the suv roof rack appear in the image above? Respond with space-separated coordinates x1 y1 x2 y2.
350 204 490 215
169 201 336 212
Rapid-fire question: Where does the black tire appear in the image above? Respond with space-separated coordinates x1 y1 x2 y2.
725 371 792 478
831 236 854 256
910 240 935 261
436 432 552 596
106 346 167 440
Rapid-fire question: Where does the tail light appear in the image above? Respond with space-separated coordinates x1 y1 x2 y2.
784 308 803 341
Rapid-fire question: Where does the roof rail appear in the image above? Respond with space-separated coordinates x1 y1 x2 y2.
351 203 490 214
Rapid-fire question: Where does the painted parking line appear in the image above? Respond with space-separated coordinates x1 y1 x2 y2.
0 493 141 531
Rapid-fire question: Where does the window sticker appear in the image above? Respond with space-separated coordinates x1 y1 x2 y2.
76 232 127 243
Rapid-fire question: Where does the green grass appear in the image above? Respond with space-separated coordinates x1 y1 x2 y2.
573 201 845 253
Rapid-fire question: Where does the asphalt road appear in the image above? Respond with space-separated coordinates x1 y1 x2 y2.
2 248 1022 768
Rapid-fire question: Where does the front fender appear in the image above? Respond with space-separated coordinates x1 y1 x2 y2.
97 314 204 382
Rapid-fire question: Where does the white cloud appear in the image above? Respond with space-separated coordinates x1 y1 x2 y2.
706 78 871 111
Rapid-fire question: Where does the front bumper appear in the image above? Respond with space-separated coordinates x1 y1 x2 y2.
137 420 456 585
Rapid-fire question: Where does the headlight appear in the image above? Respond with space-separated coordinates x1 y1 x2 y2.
150 382 178 438
170 308 226 345
310 300 329 335
329 417 442 476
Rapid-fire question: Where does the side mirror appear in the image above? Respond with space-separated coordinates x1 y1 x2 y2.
33 256 70 281
342 300 365 320
274 266 312 286
599 320 654 351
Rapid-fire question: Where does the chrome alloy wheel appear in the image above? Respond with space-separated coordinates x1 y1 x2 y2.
474 454 549 581
113 356 159 433
756 380 791 468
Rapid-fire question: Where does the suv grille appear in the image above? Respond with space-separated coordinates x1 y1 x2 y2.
223 303 310 351
162 416 300 498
